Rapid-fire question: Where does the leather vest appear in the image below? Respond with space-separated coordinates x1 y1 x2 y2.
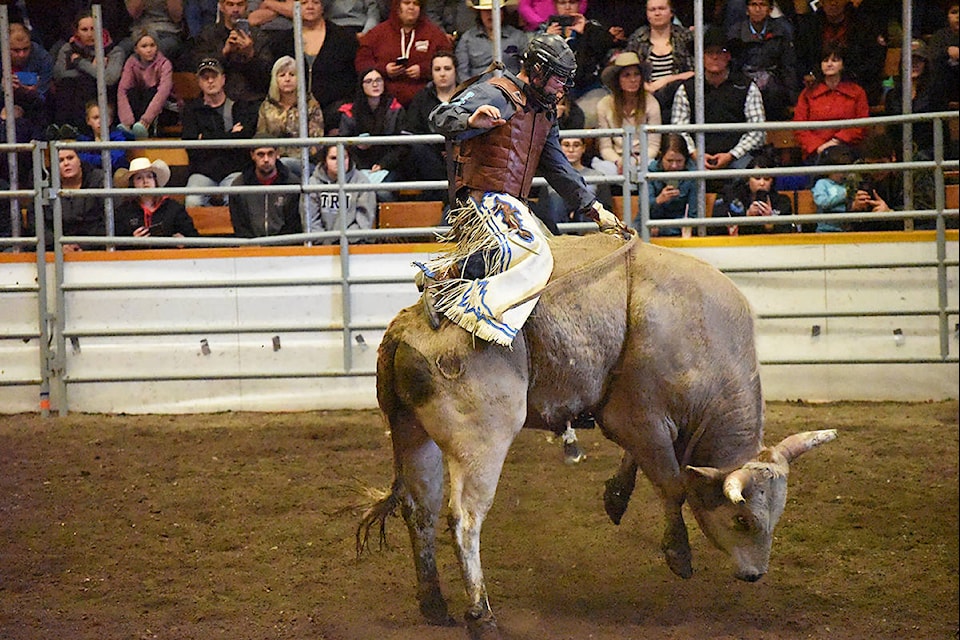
455 76 553 200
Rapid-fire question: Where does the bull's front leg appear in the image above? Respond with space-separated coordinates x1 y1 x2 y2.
660 493 693 579
603 452 638 525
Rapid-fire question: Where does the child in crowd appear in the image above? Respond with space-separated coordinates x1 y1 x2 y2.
643 133 697 237
117 28 175 140
812 144 856 233
76 101 132 171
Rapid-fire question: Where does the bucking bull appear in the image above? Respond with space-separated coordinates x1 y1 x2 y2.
357 232 837 639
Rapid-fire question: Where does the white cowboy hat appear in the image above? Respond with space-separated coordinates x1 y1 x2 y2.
114 156 171 188
465 0 518 10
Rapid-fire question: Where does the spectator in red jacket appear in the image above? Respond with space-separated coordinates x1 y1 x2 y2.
792 40 868 164
355 0 449 107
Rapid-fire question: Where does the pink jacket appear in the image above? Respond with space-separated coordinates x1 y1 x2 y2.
518 0 588 31
117 50 174 127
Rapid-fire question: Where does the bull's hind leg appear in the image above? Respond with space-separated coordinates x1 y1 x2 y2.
392 409 456 625
444 420 521 640
419 344 528 639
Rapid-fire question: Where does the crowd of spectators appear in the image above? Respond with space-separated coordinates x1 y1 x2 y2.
1 0 958 243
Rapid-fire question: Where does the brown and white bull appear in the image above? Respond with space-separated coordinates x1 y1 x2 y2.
358 233 836 639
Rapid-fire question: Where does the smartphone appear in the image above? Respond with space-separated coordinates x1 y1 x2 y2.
549 14 574 27
234 18 250 34
754 189 768 203
664 179 680 188
395 57 409 66
15 71 38 86
146 222 164 234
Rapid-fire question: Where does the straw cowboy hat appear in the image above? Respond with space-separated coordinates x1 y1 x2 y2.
601 51 642 90
114 157 171 188
465 0 518 10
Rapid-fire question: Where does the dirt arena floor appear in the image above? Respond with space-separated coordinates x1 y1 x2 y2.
0 401 956 640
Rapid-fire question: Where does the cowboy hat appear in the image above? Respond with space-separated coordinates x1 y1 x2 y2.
465 0 518 9
114 157 171 188
601 51 642 90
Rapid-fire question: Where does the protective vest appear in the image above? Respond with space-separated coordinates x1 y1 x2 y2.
455 76 553 200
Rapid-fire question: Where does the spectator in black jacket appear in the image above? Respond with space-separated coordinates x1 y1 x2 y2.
229 137 302 238
31 148 106 251
181 58 259 207
726 0 798 121
191 0 274 102
400 50 458 202
794 0 885 104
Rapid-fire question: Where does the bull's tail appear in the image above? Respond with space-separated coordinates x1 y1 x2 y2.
356 478 403 557
356 322 405 558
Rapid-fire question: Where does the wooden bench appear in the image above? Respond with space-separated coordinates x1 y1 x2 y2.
378 200 444 228
794 189 815 215
157 72 201 137
947 184 959 210
186 206 233 236
884 47 902 78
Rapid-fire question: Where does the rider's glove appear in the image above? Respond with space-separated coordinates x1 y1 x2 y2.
585 201 634 241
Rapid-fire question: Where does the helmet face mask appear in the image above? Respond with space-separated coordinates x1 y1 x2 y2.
521 34 576 108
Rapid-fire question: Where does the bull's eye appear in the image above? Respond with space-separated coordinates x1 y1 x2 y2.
733 515 750 532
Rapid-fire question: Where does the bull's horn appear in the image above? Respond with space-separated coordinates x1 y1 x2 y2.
723 468 754 505
773 429 838 463
686 465 724 482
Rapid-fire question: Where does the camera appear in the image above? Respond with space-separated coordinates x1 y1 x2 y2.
234 18 250 34
549 14 575 28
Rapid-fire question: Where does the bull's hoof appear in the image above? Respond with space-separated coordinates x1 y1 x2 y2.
466 609 500 640
663 546 693 579
603 475 634 525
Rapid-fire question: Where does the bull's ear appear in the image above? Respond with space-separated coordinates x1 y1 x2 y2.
773 429 838 463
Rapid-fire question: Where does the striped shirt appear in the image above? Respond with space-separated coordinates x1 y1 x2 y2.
648 51 674 81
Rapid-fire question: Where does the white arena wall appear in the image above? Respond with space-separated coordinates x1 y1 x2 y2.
0 233 957 414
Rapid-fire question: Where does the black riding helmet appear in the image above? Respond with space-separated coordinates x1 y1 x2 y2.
521 33 577 109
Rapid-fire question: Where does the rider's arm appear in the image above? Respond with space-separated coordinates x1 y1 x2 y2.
539 122 596 213
429 83 513 140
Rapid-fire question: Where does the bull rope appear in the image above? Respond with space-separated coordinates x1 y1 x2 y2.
505 232 638 312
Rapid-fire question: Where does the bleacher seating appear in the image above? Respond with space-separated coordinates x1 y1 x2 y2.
186 206 233 236
378 201 444 228
158 72 201 137
128 145 190 187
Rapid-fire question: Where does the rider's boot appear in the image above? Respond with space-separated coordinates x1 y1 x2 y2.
416 273 441 330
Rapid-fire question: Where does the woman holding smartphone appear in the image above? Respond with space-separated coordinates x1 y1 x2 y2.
114 157 199 242
710 154 795 235
642 133 697 237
